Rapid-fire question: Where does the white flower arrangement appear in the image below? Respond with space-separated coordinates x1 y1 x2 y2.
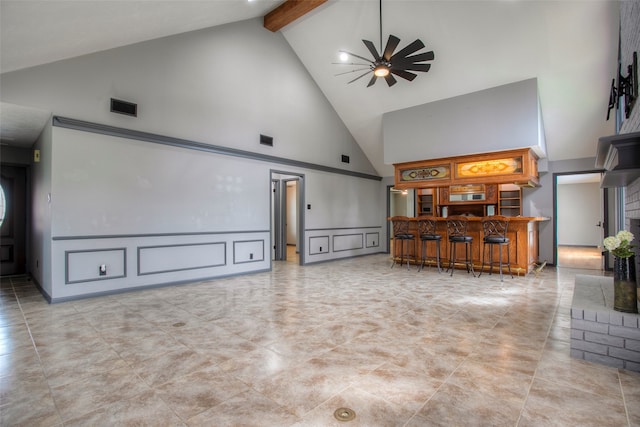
603 230 635 258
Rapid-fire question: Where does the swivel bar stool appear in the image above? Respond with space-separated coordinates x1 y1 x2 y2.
479 215 513 281
416 216 442 273
446 215 475 277
390 216 415 270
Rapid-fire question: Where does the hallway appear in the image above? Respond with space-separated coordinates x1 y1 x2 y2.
557 245 603 270
1 255 638 426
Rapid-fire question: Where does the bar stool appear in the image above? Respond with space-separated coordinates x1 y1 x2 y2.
446 216 475 277
390 216 415 270
416 216 442 273
479 215 513 281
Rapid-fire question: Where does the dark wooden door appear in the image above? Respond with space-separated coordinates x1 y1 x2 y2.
1 166 27 276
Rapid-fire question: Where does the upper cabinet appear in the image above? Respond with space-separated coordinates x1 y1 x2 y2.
416 188 435 215
498 184 522 216
393 148 539 190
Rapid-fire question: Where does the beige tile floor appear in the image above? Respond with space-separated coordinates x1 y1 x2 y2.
1 254 639 426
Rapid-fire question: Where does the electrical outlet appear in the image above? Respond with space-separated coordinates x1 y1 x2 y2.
99 264 107 276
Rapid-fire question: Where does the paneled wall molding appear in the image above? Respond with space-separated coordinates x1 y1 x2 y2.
52 230 269 240
305 226 382 232
52 116 382 182
305 227 383 262
51 231 271 301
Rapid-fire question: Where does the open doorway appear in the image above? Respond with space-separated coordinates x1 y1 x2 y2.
386 185 415 254
271 171 304 265
555 172 605 270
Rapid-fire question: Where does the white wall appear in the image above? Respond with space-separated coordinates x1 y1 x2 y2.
382 78 546 164
557 182 601 246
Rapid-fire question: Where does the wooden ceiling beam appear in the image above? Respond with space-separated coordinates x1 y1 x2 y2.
264 0 328 32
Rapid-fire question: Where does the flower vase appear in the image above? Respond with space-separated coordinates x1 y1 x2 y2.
613 255 638 313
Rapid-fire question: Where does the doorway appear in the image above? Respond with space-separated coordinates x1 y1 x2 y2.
271 171 304 265
1 165 28 276
386 185 415 254
555 172 605 270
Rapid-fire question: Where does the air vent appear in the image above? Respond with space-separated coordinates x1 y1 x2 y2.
341 155 350 163
260 134 273 147
110 98 137 117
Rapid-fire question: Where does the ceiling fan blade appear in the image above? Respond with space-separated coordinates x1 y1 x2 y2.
340 50 374 64
403 63 432 73
390 39 426 62
332 62 371 66
382 35 401 61
366 75 378 87
395 50 434 65
384 73 397 87
335 67 373 77
362 39 381 60
348 70 373 84
390 69 417 81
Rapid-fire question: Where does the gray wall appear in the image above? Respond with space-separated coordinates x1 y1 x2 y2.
620 2 640 232
1 19 376 175
1 18 385 301
30 122 53 296
382 78 546 164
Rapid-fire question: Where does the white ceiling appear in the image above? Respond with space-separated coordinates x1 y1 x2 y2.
0 0 620 176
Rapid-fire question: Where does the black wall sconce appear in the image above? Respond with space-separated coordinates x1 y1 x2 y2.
607 51 638 121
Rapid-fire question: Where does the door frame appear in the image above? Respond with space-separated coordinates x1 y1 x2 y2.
553 170 609 269
270 170 305 265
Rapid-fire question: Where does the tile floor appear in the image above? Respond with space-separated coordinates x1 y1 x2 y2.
557 245 603 270
1 254 639 426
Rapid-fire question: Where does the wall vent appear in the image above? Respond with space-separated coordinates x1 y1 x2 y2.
110 98 137 117
260 134 273 147
341 155 350 163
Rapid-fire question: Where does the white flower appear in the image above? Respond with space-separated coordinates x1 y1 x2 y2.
604 236 621 251
617 230 634 243
604 230 635 258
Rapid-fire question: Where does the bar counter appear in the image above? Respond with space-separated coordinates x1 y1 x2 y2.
390 216 548 274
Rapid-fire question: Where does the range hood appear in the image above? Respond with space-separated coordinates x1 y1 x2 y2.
595 131 640 188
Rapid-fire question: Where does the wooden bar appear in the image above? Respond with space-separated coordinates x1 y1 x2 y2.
389 217 547 275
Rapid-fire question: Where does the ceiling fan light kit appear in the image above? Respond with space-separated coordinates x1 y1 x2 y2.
336 0 434 87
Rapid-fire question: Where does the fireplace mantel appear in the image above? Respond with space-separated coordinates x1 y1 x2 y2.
595 131 640 188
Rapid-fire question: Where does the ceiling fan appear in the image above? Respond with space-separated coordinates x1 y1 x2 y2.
336 0 435 87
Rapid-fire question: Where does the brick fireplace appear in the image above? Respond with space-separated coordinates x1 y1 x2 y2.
570 274 640 371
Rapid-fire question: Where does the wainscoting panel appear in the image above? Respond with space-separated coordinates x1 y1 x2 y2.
366 232 380 248
138 242 226 275
66 248 126 284
305 227 383 263
233 239 265 264
51 230 270 302
333 233 364 252
309 236 330 255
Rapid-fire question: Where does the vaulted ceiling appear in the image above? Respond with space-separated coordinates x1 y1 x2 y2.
0 0 619 176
